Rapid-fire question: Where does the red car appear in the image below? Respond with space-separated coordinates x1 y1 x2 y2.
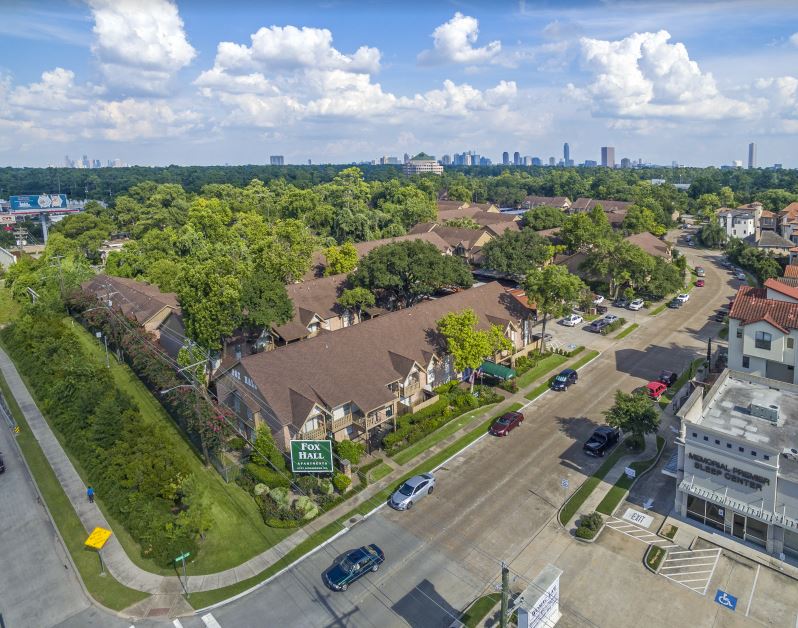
489 411 524 436
646 381 667 400
695 279 705 287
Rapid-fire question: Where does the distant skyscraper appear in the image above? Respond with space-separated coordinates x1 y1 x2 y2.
620 157 632 169
583 160 597 167
442 154 451 165
523 156 531 166
270 155 284 166
403 153 410 164
92 159 101 169
748 142 756 169
82 155 89 168
563 143 570 167
502 151 509 165
532 157 542 166
600 146 615 168
513 151 521 166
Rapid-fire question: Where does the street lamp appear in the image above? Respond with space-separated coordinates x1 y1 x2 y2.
159 384 196 395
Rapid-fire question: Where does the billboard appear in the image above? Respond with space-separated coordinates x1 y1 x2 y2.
9 194 77 214
290 440 334 473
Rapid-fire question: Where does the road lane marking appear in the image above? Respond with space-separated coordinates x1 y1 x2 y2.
173 621 184 628
746 564 760 616
201 613 222 628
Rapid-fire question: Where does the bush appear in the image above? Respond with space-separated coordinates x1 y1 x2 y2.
600 318 627 335
227 436 246 451
244 463 291 489
294 475 319 496
335 440 366 465
253 483 269 496
332 473 351 493
499 379 518 393
575 525 597 540
579 511 604 531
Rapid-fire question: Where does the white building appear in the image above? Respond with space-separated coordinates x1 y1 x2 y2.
674 370 798 558
728 279 798 384
717 208 757 240
403 159 443 176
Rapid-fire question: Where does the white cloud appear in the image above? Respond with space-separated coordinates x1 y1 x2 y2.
571 30 752 120
87 0 196 94
418 13 501 65
791 32 798 47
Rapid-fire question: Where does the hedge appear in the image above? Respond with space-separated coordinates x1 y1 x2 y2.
600 318 627 335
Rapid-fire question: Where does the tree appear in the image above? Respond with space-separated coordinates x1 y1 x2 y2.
250 425 286 471
437 309 512 388
177 259 242 349
481 230 554 276
337 286 375 318
559 211 610 252
324 242 359 275
443 217 481 230
523 265 586 353
621 205 665 236
522 206 565 231
699 218 727 248
603 390 660 449
240 270 294 330
349 240 473 308
581 239 653 298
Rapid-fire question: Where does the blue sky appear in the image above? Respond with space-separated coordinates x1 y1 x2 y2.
1 0 797 168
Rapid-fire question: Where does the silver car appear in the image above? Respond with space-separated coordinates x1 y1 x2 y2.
389 473 435 510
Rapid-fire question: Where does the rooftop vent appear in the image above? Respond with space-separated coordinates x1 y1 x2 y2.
749 402 780 424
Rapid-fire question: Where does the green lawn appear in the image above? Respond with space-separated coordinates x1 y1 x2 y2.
615 323 639 339
515 353 569 389
460 593 501 628
366 462 392 483
391 403 498 466
569 350 599 371
189 402 524 609
0 371 149 611
66 320 293 575
649 302 668 316
0 286 20 324
658 358 705 408
596 436 665 515
558 438 643 526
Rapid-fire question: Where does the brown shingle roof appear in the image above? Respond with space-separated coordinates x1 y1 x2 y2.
236 282 530 430
624 232 671 258
409 224 490 249
438 208 517 225
571 198 633 212
81 274 180 325
729 285 798 332
436 200 468 212
523 196 570 208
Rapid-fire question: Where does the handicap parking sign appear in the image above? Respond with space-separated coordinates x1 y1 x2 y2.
714 590 737 611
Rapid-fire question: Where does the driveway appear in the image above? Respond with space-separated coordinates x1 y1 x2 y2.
204 247 740 627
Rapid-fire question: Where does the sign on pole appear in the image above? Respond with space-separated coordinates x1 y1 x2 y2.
84 527 113 550
0 215 15 225
174 551 191 563
290 440 334 473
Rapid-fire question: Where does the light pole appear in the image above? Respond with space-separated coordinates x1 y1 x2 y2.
159 384 196 396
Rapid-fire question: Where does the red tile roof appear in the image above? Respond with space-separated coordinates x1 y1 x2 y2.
729 285 798 332
764 278 798 301
783 265 798 278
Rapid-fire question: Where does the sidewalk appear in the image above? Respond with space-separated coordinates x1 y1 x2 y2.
0 344 597 601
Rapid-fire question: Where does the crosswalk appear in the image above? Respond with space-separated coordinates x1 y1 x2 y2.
658 547 722 595
170 614 223 628
605 517 680 549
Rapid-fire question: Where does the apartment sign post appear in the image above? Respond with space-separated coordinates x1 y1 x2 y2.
291 440 334 473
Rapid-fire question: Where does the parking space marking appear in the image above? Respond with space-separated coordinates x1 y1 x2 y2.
658 547 721 596
746 564 760 616
605 517 679 548
201 614 223 628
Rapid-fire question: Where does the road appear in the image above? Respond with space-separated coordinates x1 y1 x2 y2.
204 246 737 627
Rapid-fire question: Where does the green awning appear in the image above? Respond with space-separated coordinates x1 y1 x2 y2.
479 361 516 380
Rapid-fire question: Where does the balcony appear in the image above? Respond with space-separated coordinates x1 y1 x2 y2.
401 379 421 396
363 408 392 429
300 427 326 441
331 413 357 432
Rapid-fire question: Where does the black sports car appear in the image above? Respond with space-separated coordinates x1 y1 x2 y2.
324 545 385 591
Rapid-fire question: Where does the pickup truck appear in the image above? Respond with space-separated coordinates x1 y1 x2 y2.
583 426 621 457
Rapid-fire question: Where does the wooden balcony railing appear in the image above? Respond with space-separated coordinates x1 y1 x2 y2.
331 413 355 432
401 379 421 396
300 427 326 440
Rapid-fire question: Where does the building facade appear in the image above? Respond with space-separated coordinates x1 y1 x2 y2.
600 146 615 168
674 370 798 558
403 159 444 175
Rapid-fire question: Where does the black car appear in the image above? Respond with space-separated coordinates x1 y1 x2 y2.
551 368 578 391
613 298 630 308
595 305 608 315
667 298 683 309
583 426 621 457
324 545 385 591
658 370 678 387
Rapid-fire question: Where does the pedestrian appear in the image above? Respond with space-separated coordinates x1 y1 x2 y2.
87 486 94 504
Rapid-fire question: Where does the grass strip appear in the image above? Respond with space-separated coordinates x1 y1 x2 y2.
646 545 666 571
649 302 668 316
658 358 705 408
366 462 392 483
391 403 498 466
596 436 665 515
514 353 569 389
569 350 599 371
0 371 149 611
190 403 524 609
460 593 501 628
615 323 639 339
558 438 642 526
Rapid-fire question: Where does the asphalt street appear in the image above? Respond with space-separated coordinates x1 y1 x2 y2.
203 246 738 627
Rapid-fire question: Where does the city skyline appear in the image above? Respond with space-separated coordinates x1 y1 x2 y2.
0 1 797 167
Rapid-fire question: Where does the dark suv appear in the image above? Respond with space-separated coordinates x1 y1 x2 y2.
551 368 578 391
583 426 621 457
658 370 678 387
587 319 610 333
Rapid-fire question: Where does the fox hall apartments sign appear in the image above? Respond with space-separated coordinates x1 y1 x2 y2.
291 440 334 473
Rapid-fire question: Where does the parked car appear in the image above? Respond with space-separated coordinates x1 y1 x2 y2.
551 368 578 391
593 294 605 305
389 473 435 510
714 311 727 322
676 293 690 303
489 411 525 436
667 298 682 309
613 297 630 308
736 271 747 281
595 305 608 315
628 299 645 311
658 370 678 387
587 319 610 333
695 279 705 287
604 314 620 324
583 426 621 457
645 381 668 400
324 545 385 591
562 314 583 327
695 266 705 277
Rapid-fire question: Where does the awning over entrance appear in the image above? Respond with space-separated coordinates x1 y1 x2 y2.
479 361 516 381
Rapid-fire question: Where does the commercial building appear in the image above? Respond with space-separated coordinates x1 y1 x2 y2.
403 158 443 175
674 369 798 558
748 142 757 169
270 155 285 166
502 151 510 165
601 146 615 168
563 143 571 167
513 151 521 166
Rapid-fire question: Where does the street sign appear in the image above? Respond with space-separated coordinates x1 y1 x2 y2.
290 439 334 473
84 527 112 550
174 552 191 563
561 479 569 489
714 589 737 611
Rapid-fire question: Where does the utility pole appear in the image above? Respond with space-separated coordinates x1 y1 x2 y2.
500 561 510 628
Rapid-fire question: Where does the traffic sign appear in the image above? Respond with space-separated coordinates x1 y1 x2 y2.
714 589 737 611
85 527 112 550
174 552 191 563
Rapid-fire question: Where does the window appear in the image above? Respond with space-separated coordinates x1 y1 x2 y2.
703 436 709 441
751 451 757 457
715 439 720 445
742 356 750 368
736 329 743 339
304 415 323 433
755 331 772 350
385 405 394 418
727 443 732 448
789 338 795 349
739 446 745 452
692 432 697 438
764 454 770 461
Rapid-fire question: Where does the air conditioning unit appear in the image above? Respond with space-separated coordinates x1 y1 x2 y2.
749 402 780 424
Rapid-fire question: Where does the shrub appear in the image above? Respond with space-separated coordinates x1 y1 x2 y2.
575 525 597 540
499 379 518 393
294 475 319 496
332 473 351 493
318 478 334 495
227 436 246 451
579 511 604 531
335 440 366 465
253 483 269 496
600 318 627 335
244 463 291 489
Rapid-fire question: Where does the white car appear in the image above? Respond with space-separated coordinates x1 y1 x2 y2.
604 314 620 324
592 294 605 305
562 314 584 327
628 299 645 311
676 293 690 303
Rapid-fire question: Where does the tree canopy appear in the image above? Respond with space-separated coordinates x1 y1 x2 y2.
603 390 660 448
481 229 554 276
436 309 512 374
